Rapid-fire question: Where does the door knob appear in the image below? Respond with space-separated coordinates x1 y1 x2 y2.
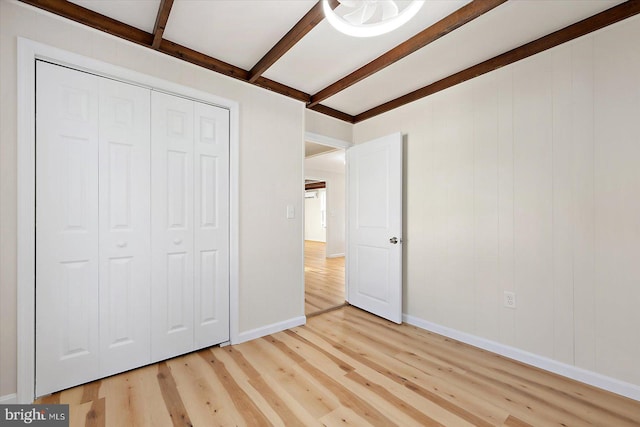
390 237 399 244
116 241 127 248
173 238 183 245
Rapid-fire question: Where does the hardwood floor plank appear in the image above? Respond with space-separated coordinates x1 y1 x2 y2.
197 350 271 426
80 382 100 404
84 397 105 427
58 385 85 406
503 415 534 427
38 393 60 405
69 401 93 427
215 346 309 426
165 353 238 426
319 406 374 426
225 345 323 426
240 338 339 419
136 364 178 426
344 370 445 426
157 362 193 427
99 371 140 426
283 329 355 373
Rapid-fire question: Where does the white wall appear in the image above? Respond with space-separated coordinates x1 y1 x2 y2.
354 15 640 389
305 169 346 257
305 189 326 242
0 0 304 399
305 109 352 143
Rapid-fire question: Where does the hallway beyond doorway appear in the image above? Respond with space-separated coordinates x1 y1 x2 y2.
305 241 345 316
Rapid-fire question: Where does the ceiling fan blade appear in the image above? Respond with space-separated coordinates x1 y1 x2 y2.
380 0 399 20
338 0 363 8
343 6 368 25
359 2 377 24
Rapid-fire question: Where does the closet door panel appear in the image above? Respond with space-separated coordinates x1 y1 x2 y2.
151 91 195 361
194 102 230 348
98 78 151 376
36 61 100 396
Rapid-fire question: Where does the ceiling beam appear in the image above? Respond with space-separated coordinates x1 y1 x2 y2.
18 0 153 46
248 0 340 83
252 77 311 103
152 0 174 49
305 182 327 190
158 39 250 80
308 104 356 123
307 0 508 108
354 0 640 123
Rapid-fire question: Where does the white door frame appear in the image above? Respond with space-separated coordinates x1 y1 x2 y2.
16 38 240 403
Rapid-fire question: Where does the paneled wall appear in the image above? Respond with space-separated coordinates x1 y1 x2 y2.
354 15 640 387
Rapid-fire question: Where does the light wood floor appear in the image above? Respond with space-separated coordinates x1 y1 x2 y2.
305 240 345 316
38 306 640 426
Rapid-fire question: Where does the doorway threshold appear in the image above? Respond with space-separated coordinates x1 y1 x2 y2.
306 302 349 319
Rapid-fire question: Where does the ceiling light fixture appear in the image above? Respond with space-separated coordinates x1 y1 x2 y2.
323 0 424 38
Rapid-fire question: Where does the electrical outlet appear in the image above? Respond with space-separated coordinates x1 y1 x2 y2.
504 291 516 309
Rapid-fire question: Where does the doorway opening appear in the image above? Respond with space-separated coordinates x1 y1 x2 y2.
304 142 347 317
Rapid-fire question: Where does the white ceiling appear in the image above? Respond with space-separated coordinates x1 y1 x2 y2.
163 0 317 70
305 149 346 175
305 141 336 157
65 0 628 119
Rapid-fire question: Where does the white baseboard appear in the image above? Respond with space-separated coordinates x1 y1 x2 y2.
326 253 345 258
235 316 306 345
403 314 640 402
0 393 17 404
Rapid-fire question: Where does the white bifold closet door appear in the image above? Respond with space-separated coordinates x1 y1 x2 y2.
35 61 230 397
36 61 151 395
150 92 230 362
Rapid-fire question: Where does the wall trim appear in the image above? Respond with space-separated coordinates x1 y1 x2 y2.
17 37 240 403
305 131 352 149
403 314 640 402
0 394 18 404
236 316 306 345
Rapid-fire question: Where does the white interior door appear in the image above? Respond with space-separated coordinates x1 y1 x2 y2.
151 91 195 361
98 78 151 377
36 61 101 395
347 132 403 323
